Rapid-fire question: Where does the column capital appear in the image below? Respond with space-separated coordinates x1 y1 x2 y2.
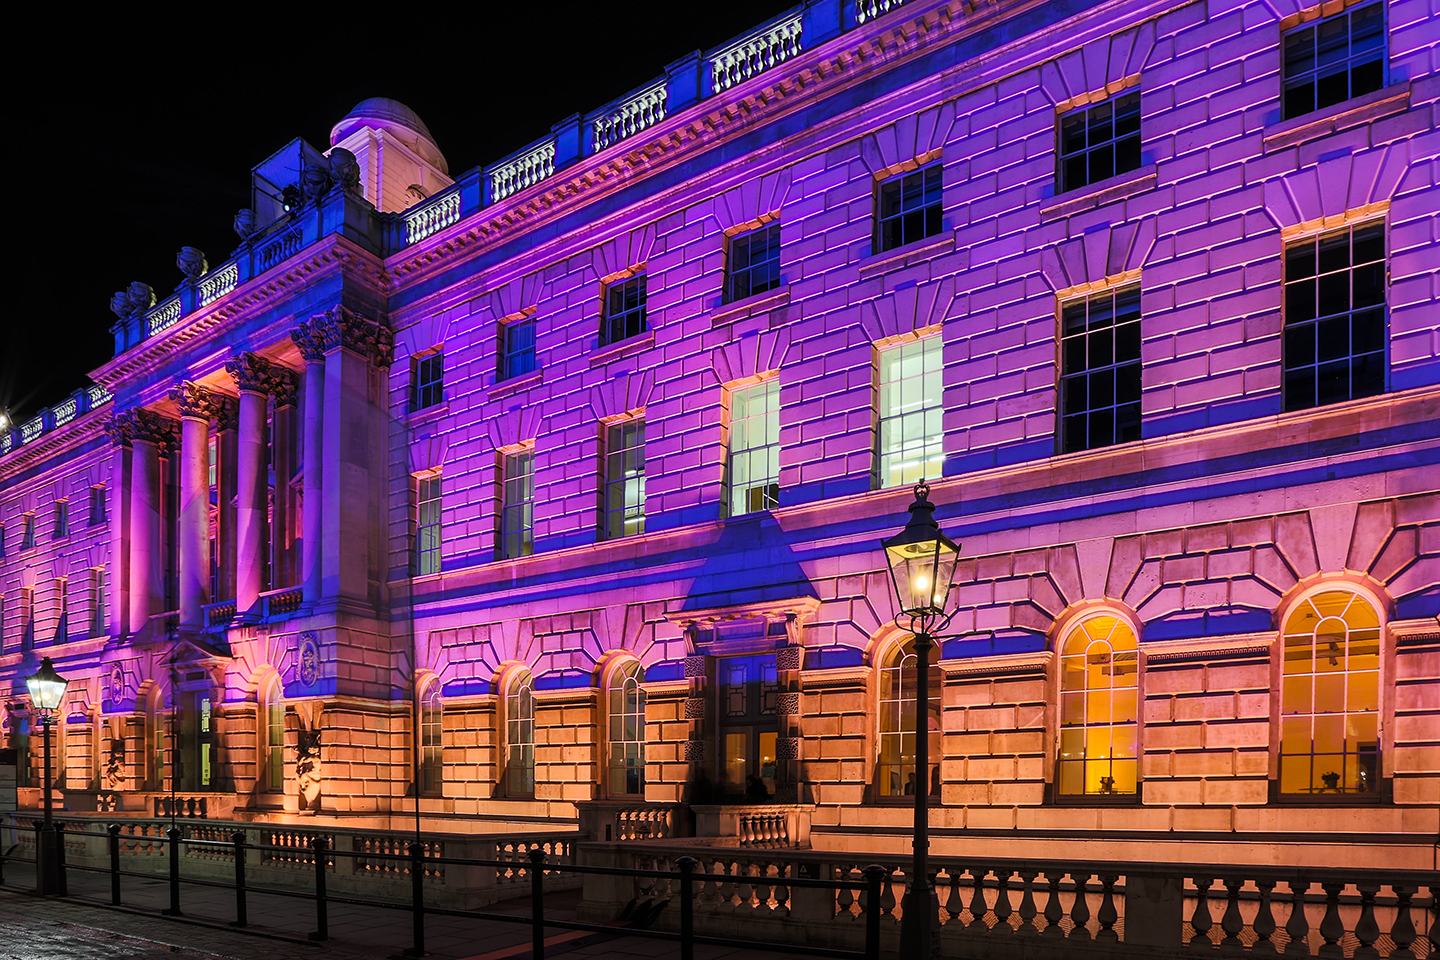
290 322 328 363
169 381 222 421
213 396 238 433
129 408 177 452
272 368 300 408
225 353 281 393
306 305 395 368
103 412 134 449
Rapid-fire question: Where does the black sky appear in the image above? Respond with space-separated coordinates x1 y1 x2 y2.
5 3 797 426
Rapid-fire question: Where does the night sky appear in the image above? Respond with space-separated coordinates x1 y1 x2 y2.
6 3 796 427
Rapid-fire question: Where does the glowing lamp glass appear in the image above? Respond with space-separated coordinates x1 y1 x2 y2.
26 657 69 712
882 483 959 619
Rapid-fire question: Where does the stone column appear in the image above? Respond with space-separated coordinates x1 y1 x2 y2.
102 415 134 639
271 370 299 587
170 383 219 631
290 324 327 607
226 354 276 621
214 400 238 603
126 410 175 637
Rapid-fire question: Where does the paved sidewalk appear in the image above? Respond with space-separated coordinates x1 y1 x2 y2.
0 859 826 960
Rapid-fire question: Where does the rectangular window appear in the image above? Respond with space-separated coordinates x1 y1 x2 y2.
1283 222 1386 411
22 514 35 550
0 523 6 559
54 578 67 643
90 569 105 637
726 223 782 303
1059 285 1143 453
21 589 33 649
726 380 781 517
411 352 444 411
413 475 442 576
600 420 646 540
877 337 944 489
498 317 537 382
1058 93 1142 193
603 275 648 346
54 500 69 540
498 448 535 560
1282 2 1385 119
89 486 105 526
876 164 943 253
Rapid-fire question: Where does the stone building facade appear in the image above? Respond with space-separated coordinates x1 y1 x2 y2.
1 0 1436 871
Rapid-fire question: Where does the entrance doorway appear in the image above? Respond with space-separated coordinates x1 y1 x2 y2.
716 654 779 801
177 690 214 791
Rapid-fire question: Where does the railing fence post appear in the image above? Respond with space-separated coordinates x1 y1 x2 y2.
230 831 247 928
107 824 121 905
309 837 328 941
54 821 67 896
162 827 182 915
678 856 698 960
863 864 886 960
409 841 426 957
529 847 547 960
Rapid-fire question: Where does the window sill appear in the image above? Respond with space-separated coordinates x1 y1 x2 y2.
856 232 954 281
589 331 655 367
1263 82 1411 153
407 402 449 427
708 285 791 328
486 370 543 400
1040 163 1156 221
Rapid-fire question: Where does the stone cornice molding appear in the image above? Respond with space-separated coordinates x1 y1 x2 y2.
128 408 177 452
169 381 222 422
91 236 385 393
225 353 282 394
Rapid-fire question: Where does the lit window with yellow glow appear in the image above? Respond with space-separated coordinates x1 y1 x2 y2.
1058 615 1138 797
877 337 943 489
506 669 535 797
877 639 941 799
1280 590 1380 796
607 661 646 797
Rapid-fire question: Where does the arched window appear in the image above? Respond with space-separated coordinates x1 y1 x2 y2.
1280 589 1380 796
146 685 165 792
263 680 285 794
1058 614 1139 797
420 681 443 796
877 639 942 799
505 669 535 797
608 661 646 797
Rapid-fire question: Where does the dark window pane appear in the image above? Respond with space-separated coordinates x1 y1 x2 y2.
1285 325 1316 369
1318 272 1350 315
1352 262 1384 307
1351 307 1385 354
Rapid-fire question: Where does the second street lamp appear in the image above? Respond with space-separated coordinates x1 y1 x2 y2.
25 656 70 896
881 481 959 960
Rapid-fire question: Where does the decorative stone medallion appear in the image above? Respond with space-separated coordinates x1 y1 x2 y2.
298 632 319 687
109 665 125 702
683 655 707 679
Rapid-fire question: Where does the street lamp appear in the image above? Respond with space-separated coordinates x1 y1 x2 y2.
25 657 70 895
881 481 959 960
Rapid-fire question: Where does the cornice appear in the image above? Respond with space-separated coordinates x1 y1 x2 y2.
0 407 110 480
93 236 386 393
942 649 1052 678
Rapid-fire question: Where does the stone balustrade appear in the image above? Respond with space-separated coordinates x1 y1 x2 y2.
197 260 239 306
591 82 669 152
258 585 303 622
578 800 685 842
202 599 235 631
404 189 462 244
489 139 556 203
577 844 1438 958
0 380 114 458
855 0 909 24
147 296 183 336
709 13 805 94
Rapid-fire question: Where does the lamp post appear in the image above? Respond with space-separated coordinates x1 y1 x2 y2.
25 657 70 896
882 481 959 960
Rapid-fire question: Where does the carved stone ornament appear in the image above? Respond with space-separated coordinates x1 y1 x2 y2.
290 320 329 363
110 282 155 320
776 645 804 672
776 737 801 761
103 412 134 449
776 692 801 717
298 632 319 686
212 396 238 433
328 148 361 195
225 353 280 393
169 381 220 421
301 161 332 202
684 655 707 679
684 739 705 763
128 409 177 450
233 208 256 239
684 697 706 719
271 368 300 407
176 247 208 281
109 664 125 702
308 306 395 367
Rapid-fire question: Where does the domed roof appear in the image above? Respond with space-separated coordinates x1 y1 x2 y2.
330 98 448 175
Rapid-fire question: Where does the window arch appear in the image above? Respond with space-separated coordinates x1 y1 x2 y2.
419 680 443 796
607 661 646 797
146 684 166 792
1057 613 1139 797
505 669 535 797
262 679 285 794
877 638 941 799
1279 589 1381 797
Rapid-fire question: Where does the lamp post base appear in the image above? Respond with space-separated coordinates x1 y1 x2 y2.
899 880 940 959
36 826 61 897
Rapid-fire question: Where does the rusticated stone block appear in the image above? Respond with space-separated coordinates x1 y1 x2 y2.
776 645 804 671
683 656 707 679
684 739 704 762
776 692 801 716
683 697 705 719
776 737 801 760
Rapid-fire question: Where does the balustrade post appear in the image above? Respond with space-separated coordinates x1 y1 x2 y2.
529 848 547 960
1386 885 1416 960
1253 878 1278 954
409 842 426 957
1284 878 1311 957
863 864 886 960
1353 882 1381 960
1222 877 1247 950
163 827 182 916
678 856 697 960
230 831 247 928
1043 871 1065 938
1096 874 1118 942
1318 880 1345 958
309 837 328 941
1191 876 1215 947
